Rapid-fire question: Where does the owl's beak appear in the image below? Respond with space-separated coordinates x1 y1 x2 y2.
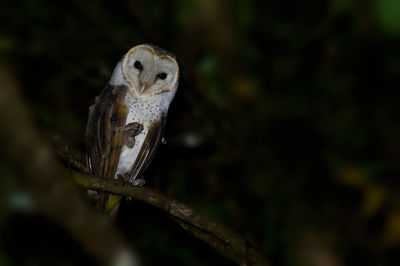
139 84 146 94
137 70 153 95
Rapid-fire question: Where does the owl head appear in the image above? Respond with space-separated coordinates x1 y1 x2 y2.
121 44 179 97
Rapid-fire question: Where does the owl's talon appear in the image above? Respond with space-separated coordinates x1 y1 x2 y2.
131 179 145 186
117 174 124 181
122 173 130 186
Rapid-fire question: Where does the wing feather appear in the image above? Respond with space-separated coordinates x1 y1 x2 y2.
127 116 166 181
85 83 128 210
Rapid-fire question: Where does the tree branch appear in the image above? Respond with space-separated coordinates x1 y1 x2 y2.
73 172 269 266
56 117 269 265
54 134 90 174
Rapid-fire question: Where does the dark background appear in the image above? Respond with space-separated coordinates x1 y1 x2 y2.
1 0 400 265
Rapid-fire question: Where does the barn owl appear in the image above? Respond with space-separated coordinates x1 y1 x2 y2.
85 44 179 212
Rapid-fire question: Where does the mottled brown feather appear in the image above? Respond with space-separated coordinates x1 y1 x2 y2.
127 117 166 181
85 83 128 211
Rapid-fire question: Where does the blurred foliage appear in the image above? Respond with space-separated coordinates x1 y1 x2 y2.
1 0 400 265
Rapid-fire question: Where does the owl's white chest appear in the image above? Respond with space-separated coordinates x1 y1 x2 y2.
115 94 162 179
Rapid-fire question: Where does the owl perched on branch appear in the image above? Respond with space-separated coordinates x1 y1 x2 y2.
85 44 179 213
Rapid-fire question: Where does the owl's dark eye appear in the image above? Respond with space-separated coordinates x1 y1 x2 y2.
134 61 143 70
157 72 167 80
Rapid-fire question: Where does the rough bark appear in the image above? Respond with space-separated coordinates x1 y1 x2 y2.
73 172 269 266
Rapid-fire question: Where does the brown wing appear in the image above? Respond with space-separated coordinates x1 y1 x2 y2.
126 116 166 181
85 83 129 210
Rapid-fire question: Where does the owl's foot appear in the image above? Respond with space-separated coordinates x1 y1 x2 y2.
120 173 145 186
130 178 145 186
116 174 129 186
